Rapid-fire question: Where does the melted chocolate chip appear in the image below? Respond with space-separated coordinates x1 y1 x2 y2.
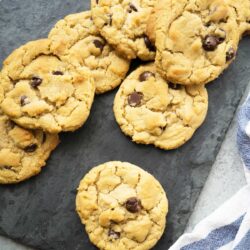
168 82 182 90
128 92 143 107
52 71 64 75
202 35 219 51
143 35 155 51
24 144 38 153
42 133 47 144
96 0 99 3
20 95 29 106
108 229 120 240
217 36 225 44
93 39 105 51
125 197 142 213
128 3 138 12
30 76 42 88
139 71 155 81
226 47 235 61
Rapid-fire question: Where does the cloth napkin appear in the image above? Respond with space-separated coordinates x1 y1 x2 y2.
169 96 250 250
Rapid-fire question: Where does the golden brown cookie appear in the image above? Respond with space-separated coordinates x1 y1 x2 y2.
91 0 156 61
0 39 95 133
76 161 168 250
114 64 208 150
49 11 130 94
155 0 240 85
0 114 59 184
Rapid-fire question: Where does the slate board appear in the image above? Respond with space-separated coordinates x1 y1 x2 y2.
0 0 250 249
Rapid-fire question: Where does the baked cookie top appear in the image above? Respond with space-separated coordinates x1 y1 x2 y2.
114 64 208 150
227 0 250 36
0 114 59 184
0 39 95 133
49 11 130 94
91 0 156 61
155 0 240 85
76 161 168 250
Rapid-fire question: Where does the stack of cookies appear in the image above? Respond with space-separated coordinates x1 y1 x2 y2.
0 0 249 249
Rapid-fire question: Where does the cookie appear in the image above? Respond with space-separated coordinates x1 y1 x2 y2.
155 0 240 85
0 114 59 184
113 64 208 150
91 0 156 61
49 12 130 94
76 161 168 250
0 39 95 133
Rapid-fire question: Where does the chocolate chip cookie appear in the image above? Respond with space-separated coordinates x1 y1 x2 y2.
0 39 95 133
91 0 156 60
155 0 240 85
114 64 208 150
76 161 168 250
49 11 130 94
0 114 59 184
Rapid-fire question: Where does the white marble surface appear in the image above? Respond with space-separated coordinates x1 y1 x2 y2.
0 86 249 249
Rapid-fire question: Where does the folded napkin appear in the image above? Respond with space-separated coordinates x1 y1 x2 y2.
170 96 250 250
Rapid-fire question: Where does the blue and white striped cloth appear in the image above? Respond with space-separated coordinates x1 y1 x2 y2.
170 96 250 250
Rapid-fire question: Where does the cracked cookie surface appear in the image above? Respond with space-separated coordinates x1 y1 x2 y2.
49 11 130 94
226 0 250 36
0 39 95 133
155 0 240 85
76 161 168 250
91 0 156 61
0 113 59 184
114 64 208 150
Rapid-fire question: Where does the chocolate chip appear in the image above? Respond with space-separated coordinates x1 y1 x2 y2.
52 71 64 75
30 76 42 88
143 35 155 51
108 229 120 240
202 35 219 51
20 96 29 106
139 71 155 81
217 36 225 44
125 197 142 213
168 82 182 90
96 0 99 3
24 144 38 153
128 3 138 12
226 47 235 61
93 39 105 51
128 92 143 107
42 133 47 144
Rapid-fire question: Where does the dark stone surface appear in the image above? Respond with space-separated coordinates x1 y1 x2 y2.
0 0 249 249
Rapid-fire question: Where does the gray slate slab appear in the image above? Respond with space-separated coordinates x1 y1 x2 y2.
0 0 250 249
